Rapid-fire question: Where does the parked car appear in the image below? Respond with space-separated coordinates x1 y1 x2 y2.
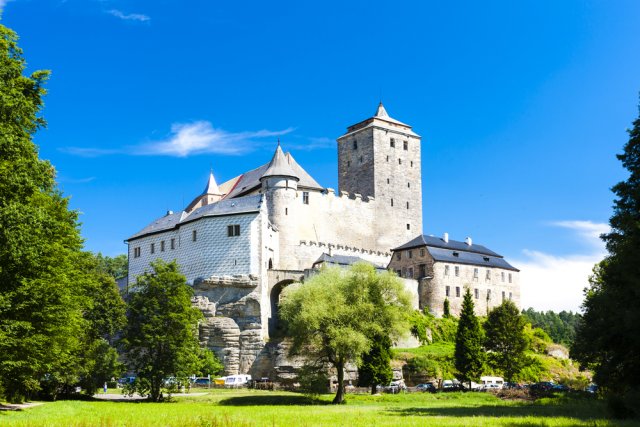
480 383 501 392
552 383 570 392
503 382 522 390
415 383 437 393
586 384 598 394
529 381 555 392
441 380 465 392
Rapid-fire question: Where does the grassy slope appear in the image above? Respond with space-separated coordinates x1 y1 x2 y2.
1 389 634 427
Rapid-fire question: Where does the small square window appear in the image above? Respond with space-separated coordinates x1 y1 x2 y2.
150 243 155 254
134 247 141 258
398 158 402 165
396 253 401 260
227 224 241 237
171 238 175 250
403 141 408 150
420 248 425 257
406 223 410 230
446 286 450 297
353 140 357 150
390 138 395 148
411 161 414 167
160 241 165 252
456 286 460 298
303 191 309 205
192 230 197 242
387 178 390 184
407 182 410 188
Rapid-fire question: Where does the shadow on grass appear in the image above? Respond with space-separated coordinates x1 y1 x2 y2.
389 399 606 421
218 394 329 406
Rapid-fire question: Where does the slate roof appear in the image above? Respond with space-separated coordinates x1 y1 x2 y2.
392 234 519 272
219 149 323 199
262 144 299 180
128 194 263 241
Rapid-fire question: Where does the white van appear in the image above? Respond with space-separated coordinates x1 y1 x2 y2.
480 376 504 390
224 374 251 387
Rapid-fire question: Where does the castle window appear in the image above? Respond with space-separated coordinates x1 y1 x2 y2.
509 292 512 300
353 140 357 150
171 238 175 250
390 138 395 148
406 202 410 209
502 291 506 302
386 155 389 162
150 243 155 254
359 156 363 163
133 247 141 258
396 270 401 276
396 252 401 260
420 248 425 257
486 270 491 280
455 266 459 276
508 273 512 283
473 268 479 280
387 178 390 184
398 158 402 165
456 286 460 298
487 289 491 300
444 265 449 276
406 223 410 230
160 241 165 252
446 286 450 297
347 160 351 167
501 272 505 282
403 141 408 150
408 250 412 259
303 192 309 205
192 230 197 242
474 288 479 299
407 182 410 188
391 198 394 207
411 161 414 167
408 267 413 278
227 224 241 237
285 208 288 215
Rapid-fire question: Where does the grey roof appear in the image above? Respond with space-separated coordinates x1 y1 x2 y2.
428 247 519 272
262 145 299 180
220 149 323 200
313 253 387 270
128 194 263 241
201 171 221 195
393 234 501 257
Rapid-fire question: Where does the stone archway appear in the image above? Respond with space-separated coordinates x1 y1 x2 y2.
268 279 295 338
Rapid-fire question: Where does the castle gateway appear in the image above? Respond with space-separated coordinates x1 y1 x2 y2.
126 104 519 376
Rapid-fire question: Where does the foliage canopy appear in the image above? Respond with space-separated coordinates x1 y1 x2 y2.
454 288 485 388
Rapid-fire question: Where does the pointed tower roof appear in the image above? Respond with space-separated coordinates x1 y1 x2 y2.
261 143 299 180
375 101 389 118
201 171 221 195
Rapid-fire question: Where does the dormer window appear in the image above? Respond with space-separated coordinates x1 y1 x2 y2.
453 251 459 257
483 256 490 262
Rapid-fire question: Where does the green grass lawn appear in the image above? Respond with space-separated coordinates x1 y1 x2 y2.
1 389 636 427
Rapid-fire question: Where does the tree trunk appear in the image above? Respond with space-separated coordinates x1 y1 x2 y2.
371 383 377 395
332 360 345 404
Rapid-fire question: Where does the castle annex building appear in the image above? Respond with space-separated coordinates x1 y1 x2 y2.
126 103 520 377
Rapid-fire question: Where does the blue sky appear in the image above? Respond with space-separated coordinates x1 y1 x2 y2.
2 1 640 311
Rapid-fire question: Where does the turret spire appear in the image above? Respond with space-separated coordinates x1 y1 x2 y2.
375 101 389 118
261 143 299 181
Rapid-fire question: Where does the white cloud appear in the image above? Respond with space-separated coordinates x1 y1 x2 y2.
107 9 150 22
134 121 294 157
512 220 609 313
287 137 335 151
58 176 96 184
61 121 295 158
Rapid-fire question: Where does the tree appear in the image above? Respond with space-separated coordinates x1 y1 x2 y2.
454 288 484 389
122 260 219 402
94 253 128 281
0 24 88 403
280 263 411 404
484 300 529 383
572 102 640 417
443 298 451 318
357 333 393 394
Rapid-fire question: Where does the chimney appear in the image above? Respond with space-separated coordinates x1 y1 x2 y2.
443 232 449 243
465 236 472 246
166 210 174 216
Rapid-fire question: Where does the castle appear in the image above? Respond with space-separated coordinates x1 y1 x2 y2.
126 103 519 376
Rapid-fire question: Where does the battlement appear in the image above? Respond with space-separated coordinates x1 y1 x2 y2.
299 240 391 258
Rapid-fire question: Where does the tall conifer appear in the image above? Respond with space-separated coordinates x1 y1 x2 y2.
454 288 484 389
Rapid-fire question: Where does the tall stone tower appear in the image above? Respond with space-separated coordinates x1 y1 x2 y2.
337 102 423 250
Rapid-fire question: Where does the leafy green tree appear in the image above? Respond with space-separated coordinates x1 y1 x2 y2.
94 253 128 281
357 333 393 394
573 104 640 417
280 263 411 404
454 288 484 389
522 307 580 346
122 260 219 402
0 24 89 403
484 300 529 383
